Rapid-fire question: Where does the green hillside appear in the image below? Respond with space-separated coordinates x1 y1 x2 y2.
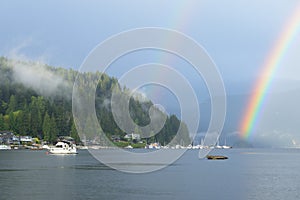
0 57 190 146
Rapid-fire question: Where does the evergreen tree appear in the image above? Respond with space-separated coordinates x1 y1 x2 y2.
6 95 17 114
15 110 26 135
29 97 43 137
49 114 58 144
0 114 5 130
70 120 80 143
21 111 31 135
42 112 51 142
8 112 16 133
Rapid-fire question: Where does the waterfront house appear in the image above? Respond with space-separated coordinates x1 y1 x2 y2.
0 131 17 144
20 136 33 144
124 133 141 141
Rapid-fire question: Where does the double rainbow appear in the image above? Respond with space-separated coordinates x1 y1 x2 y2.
240 3 300 139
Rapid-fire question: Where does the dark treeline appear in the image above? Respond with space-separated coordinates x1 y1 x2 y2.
0 57 190 145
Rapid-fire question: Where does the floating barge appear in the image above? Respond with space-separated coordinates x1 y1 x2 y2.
206 155 228 160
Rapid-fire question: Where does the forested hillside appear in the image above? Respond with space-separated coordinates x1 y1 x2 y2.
0 57 190 145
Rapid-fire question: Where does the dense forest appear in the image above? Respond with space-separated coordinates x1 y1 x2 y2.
0 56 190 146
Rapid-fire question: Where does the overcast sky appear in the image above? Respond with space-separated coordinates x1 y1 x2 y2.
0 1 297 78
1 0 300 147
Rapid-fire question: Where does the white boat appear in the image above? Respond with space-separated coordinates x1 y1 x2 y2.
42 144 50 150
49 141 77 154
0 144 11 150
77 145 88 150
145 142 161 149
215 140 223 149
197 138 209 149
222 139 232 149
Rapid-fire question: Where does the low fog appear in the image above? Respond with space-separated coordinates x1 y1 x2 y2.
5 45 71 98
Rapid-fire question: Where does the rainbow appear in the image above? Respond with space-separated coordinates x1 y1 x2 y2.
240 3 300 139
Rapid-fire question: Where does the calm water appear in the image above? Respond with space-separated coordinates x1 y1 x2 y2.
0 148 300 200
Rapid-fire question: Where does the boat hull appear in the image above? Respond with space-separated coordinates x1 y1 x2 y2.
0 145 11 150
49 148 77 154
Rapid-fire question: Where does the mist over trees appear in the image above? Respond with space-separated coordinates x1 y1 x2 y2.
0 57 190 145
